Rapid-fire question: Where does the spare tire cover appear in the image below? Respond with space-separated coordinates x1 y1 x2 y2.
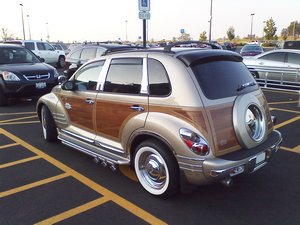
233 93 267 149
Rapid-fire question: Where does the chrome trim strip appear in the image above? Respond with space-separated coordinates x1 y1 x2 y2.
176 155 205 161
61 129 94 144
95 141 124 154
178 161 203 168
179 166 203 172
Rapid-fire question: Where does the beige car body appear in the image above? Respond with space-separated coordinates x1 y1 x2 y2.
37 49 282 196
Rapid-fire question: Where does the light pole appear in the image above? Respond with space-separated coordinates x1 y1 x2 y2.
208 0 213 42
262 21 266 41
46 22 49 41
19 3 26 40
125 20 128 42
27 15 31 40
250 13 255 41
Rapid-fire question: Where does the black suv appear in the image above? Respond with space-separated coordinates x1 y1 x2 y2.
0 44 59 105
65 43 139 78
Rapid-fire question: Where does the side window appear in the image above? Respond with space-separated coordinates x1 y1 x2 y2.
74 61 104 91
80 48 97 61
44 43 54 51
259 52 285 62
24 42 35 50
287 53 300 65
103 58 143 94
96 47 106 57
70 49 81 60
37 42 45 50
148 58 171 96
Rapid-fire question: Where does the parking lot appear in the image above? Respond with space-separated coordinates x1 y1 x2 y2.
0 89 299 225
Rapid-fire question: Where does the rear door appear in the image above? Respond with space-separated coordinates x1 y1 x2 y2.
94 57 148 152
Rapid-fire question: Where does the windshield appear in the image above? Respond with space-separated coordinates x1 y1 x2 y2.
0 47 41 64
192 60 258 99
242 45 262 52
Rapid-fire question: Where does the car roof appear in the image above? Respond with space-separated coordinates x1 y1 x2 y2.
0 43 25 48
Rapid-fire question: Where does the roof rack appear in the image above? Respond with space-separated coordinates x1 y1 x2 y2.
164 41 221 52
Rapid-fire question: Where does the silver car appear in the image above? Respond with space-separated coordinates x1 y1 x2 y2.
243 49 300 82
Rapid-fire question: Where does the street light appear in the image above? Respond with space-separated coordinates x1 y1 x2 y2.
46 22 49 41
250 13 255 41
208 0 213 42
262 21 266 40
125 20 128 42
19 3 26 40
27 15 31 40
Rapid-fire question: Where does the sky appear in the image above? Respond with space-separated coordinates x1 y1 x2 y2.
1 0 299 43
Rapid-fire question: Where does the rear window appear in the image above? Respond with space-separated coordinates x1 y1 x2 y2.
192 61 258 99
283 41 300 50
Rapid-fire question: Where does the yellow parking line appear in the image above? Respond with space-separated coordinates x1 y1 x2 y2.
268 100 299 105
269 107 300 114
0 128 167 225
0 156 41 169
281 146 300 154
0 173 69 198
0 121 40 126
0 143 19 149
274 116 300 129
35 197 110 225
0 112 36 116
0 115 38 123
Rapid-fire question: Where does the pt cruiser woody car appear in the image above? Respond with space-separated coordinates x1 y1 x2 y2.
36 43 282 196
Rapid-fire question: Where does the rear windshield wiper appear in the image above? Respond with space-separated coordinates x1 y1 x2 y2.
237 81 257 92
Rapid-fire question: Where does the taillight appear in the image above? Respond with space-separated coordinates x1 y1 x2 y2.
179 128 210 156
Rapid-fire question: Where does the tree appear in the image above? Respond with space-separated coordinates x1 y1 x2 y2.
199 31 207 41
1 28 15 41
178 32 191 41
227 26 235 41
287 21 300 39
281 28 288 41
263 18 277 41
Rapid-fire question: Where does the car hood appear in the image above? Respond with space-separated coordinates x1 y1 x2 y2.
0 63 55 75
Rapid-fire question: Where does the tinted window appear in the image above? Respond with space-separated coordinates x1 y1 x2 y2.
37 42 45 50
44 43 54 51
80 48 97 61
24 42 35 50
74 61 104 91
284 41 300 49
192 61 257 99
259 52 285 62
148 58 171 96
287 53 300 65
103 58 143 94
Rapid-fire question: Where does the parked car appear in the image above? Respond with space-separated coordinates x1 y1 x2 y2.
51 42 70 55
0 43 59 106
240 44 264 57
283 40 300 50
223 42 236 51
243 49 300 81
65 43 139 78
37 45 282 197
23 40 66 68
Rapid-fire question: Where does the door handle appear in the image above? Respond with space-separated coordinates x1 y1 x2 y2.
130 105 144 112
85 98 95 105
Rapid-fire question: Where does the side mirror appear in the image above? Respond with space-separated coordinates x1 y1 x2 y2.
58 75 68 84
39 57 45 62
61 80 75 91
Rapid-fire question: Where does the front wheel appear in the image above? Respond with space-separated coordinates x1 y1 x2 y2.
0 88 8 106
134 139 179 197
41 105 58 142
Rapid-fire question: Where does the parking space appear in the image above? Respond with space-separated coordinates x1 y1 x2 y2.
0 89 299 225
0 128 166 225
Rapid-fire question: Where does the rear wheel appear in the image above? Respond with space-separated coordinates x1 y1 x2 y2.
41 105 58 142
134 139 179 197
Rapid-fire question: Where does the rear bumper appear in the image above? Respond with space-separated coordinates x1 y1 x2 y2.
180 130 282 185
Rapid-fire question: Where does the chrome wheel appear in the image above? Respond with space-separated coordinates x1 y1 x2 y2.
135 146 169 195
41 106 48 139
